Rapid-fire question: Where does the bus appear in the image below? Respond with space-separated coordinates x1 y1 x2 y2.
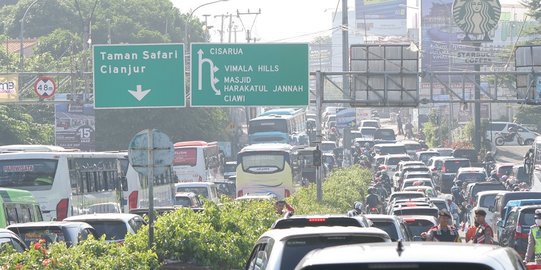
173 141 222 182
0 188 43 228
0 151 174 221
236 143 294 199
248 108 307 145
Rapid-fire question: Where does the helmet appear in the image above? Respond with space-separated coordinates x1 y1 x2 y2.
501 175 508 182
354 201 363 211
368 187 375 194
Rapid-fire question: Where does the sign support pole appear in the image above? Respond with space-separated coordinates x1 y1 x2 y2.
474 43 481 154
315 71 323 202
147 129 155 249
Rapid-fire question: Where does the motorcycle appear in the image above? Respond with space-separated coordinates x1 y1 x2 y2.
494 131 524 146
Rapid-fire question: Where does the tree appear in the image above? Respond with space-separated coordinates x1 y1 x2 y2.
0 105 54 145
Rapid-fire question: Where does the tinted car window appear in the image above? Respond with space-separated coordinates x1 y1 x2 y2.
175 197 193 207
419 153 439 163
457 172 486 182
471 184 505 199
387 157 410 166
520 209 536 227
371 221 399 241
403 219 435 237
497 166 513 176
393 208 438 217
13 227 66 247
84 221 127 241
300 263 494 270
0 237 25 252
489 123 507 131
479 194 497 208
374 129 396 140
443 160 471 173
272 218 362 229
280 235 386 270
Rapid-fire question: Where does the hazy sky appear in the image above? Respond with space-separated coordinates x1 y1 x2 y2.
174 0 355 42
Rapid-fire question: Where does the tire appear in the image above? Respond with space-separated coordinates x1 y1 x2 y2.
495 136 505 146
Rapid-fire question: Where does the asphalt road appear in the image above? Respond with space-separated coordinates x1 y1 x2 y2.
495 145 530 164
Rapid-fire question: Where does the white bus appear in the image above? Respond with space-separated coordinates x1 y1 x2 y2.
236 143 295 199
173 141 222 182
0 151 174 220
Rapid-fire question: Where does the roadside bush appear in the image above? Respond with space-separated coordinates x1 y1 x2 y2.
289 165 372 214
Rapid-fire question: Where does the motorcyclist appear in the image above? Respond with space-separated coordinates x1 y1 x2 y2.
525 148 534 178
488 170 499 182
347 201 364 216
365 187 381 213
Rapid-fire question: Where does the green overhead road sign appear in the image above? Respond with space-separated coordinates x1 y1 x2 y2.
190 43 309 107
93 44 185 109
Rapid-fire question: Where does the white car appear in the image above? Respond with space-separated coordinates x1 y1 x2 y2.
469 190 502 228
64 213 146 242
295 242 525 270
359 120 380 129
245 227 391 270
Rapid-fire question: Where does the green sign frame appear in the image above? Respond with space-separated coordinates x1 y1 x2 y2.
93 43 185 109
190 43 309 107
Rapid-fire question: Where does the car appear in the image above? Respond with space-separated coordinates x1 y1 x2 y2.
174 192 203 208
175 182 220 204
465 182 506 206
380 154 411 175
486 121 539 145
359 120 380 129
428 147 454 156
452 148 479 164
7 221 97 248
271 215 372 229
64 213 146 243
373 128 396 142
0 228 27 252
495 163 514 179
401 215 438 239
437 158 471 193
402 186 437 197
454 167 488 185
400 178 434 191
392 205 439 218
499 205 541 258
364 214 412 242
468 190 505 229
496 198 541 241
512 164 529 184
294 242 526 270
214 180 236 199
322 153 336 171
372 143 407 156
402 172 432 182
415 150 440 165
397 166 431 188
320 141 337 154
223 161 237 180
359 126 377 138
401 140 422 157
397 161 426 172
426 156 450 177
491 191 541 239
244 227 391 270
429 198 451 213
388 192 426 205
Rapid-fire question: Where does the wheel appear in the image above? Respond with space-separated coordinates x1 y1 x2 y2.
495 136 504 146
525 139 534 145
517 136 524 146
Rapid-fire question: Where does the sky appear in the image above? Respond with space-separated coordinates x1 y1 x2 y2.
173 0 355 43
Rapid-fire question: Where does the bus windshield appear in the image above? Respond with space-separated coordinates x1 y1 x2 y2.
241 153 286 173
0 159 58 190
174 148 197 166
248 119 287 134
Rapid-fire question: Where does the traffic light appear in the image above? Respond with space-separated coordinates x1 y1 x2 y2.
313 148 322 167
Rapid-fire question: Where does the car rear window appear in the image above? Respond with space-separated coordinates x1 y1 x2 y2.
472 184 506 199
479 194 497 208
376 146 406 155
370 221 399 241
403 180 432 189
12 227 66 247
394 208 438 218
457 172 486 182
175 197 193 207
280 235 386 270
84 221 127 241
405 173 431 179
403 219 435 237
520 209 536 228
272 218 362 229
388 157 410 166
391 194 425 201
497 166 513 176
301 263 494 270
443 160 470 173
432 201 447 210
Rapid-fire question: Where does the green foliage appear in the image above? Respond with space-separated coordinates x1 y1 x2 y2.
151 198 276 270
514 105 541 131
34 29 83 59
0 236 159 270
421 110 450 148
0 105 54 145
290 165 372 214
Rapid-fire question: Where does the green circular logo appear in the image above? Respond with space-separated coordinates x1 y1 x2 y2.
453 0 501 41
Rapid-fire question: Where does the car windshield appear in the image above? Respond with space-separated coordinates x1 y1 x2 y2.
363 122 379 128
174 197 193 207
85 221 127 241
321 143 336 152
520 210 536 228
224 163 236 173
280 235 386 270
370 221 399 241
479 194 497 208
403 219 434 237
498 166 513 176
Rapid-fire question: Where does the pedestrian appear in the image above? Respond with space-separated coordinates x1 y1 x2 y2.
471 209 494 244
405 121 414 139
421 209 460 242
525 148 534 179
275 200 295 216
446 195 461 226
525 209 541 264
396 113 404 135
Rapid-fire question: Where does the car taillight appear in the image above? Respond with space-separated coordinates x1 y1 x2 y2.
403 218 416 222
129 191 138 210
237 190 243 197
56 198 69 221
515 226 528 239
285 189 291 197
308 218 327 222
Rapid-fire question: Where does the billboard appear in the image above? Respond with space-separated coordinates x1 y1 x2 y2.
54 94 95 151
0 74 18 102
355 0 407 37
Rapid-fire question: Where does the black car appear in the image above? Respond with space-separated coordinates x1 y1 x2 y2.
499 205 539 257
437 158 471 193
452 148 479 165
373 128 396 141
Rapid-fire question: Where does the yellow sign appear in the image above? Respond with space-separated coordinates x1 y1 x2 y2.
0 74 18 102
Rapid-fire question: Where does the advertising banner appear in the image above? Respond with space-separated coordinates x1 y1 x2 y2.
355 0 408 36
0 74 18 102
54 94 95 151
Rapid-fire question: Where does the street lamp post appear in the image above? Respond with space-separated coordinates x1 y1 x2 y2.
184 0 228 44
19 0 39 71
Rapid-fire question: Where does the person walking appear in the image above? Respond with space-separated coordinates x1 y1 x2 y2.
421 210 460 242
396 113 404 135
470 209 494 244
405 121 414 139
525 209 541 264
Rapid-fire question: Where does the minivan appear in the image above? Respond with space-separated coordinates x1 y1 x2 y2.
0 188 43 228
491 191 541 238
486 122 539 145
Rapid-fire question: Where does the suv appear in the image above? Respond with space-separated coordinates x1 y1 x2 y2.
174 192 203 208
452 148 479 165
364 214 412 242
500 205 541 257
244 227 390 270
7 221 97 248
271 215 372 229
64 213 146 243
437 158 471 193
415 150 440 165
401 215 438 239
295 242 525 270
373 128 397 142
454 167 488 185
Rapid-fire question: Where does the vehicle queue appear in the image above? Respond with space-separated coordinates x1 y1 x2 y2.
1 107 541 270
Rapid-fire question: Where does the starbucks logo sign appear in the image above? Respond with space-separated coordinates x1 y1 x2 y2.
453 0 501 41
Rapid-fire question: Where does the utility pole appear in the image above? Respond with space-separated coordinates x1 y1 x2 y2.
214 14 228 43
228 14 233 43
342 0 350 99
237 9 261 43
